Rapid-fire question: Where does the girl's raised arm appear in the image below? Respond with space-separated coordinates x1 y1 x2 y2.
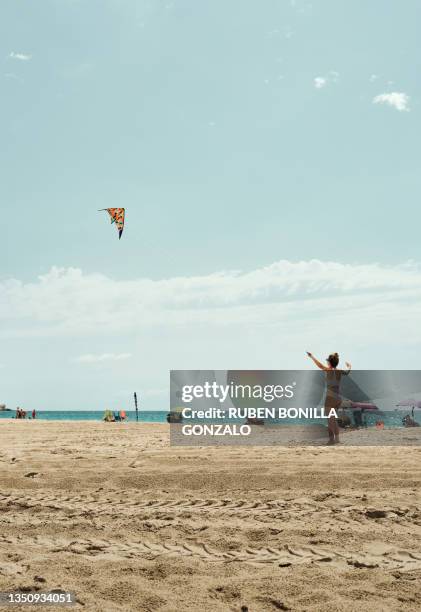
306 352 328 371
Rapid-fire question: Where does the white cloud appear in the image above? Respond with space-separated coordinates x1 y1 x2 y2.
370 74 378 82
373 92 410 112
74 353 132 363
314 77 327 89
9 52 32 61
314 72 338 89
3 261 421 389
1 261 421 351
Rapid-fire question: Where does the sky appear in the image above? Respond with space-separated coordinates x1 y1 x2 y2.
1 0 420 410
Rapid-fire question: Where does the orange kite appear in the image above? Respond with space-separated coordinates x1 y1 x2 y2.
99 208 125 239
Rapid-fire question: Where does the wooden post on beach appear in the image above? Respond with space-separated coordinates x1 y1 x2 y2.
134 392 138 422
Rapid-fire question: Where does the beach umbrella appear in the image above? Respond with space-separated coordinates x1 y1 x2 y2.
396 399 421 408
349 402 379 411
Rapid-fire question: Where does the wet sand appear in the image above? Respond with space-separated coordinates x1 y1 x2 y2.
1 421 421 611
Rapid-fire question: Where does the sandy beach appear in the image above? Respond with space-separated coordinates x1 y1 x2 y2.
1 421 421 611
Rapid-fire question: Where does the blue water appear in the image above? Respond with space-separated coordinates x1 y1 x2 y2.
0 410 168 422
0 409 419 428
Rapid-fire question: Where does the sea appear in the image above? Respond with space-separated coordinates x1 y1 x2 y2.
0 409 418 428
0 410 167 422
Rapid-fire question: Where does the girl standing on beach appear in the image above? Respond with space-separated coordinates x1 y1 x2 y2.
306 352 352 445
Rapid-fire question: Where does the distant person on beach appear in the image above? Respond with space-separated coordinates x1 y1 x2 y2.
353 409 363 428
402 414 419 428
306 351 352 445
32 409 36 419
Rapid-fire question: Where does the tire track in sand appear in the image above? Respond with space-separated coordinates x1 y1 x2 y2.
1 535 421 571
1 491 420 528
0 491 311 516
